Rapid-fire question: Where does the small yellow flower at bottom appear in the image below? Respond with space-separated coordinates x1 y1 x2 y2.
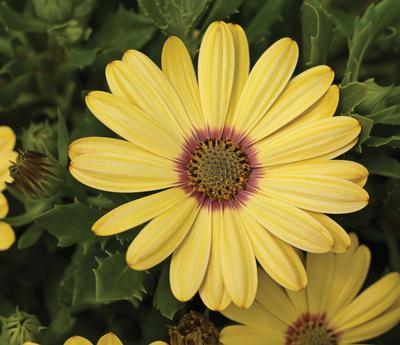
219 233 400 345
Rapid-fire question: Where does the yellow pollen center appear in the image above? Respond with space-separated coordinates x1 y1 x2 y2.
286 314 338 345
187 138 251 201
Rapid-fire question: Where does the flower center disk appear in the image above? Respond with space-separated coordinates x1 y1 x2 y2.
285 314 338 345
187 138 251 201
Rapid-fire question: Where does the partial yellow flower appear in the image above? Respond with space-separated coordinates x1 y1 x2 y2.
220 233 400 345
69 21 369 310
0 125 18 251
63 332 123 345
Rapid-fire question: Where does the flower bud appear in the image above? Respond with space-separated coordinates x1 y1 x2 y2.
1 309 42 345
9 151 64 199
21 121 57 156
169 311 219 345
33 0 74 23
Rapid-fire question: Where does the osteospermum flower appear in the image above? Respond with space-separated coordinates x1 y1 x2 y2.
220 234 400 345
23 332 124 345
0 126 18 251
69 21 369 310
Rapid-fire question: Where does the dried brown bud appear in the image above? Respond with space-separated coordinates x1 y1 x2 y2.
169 311 219 345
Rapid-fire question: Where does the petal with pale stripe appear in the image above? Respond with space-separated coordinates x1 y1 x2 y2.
250 65 334 141
253 116 361 167
0 151 18 190
265 159 369 187
244 192 333 253
240 209 307 290
198 21 235 135
199 208 231 311
231 38 298 138
332 272 400 331
122 50 193 137
258 175 369 214
170 206 211 301
224 23 249 127
85 91 183 159
70 151 177 193
220 325 284 345
126 197 199 270
0 192 9 218
162 36 204 130
0 126 16 152
220 207 257 308
92 188 188 236
0 221 15 251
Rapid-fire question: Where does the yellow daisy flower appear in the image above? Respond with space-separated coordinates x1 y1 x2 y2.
220 234 400 345
0 126 18 251
69 21 369 310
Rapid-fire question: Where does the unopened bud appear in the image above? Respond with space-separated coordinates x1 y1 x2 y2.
169 311 219 345
33 0 74 23
21 121 57 156
9 151 64 199
1 309 42 345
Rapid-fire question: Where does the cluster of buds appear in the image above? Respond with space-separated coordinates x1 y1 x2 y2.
169 311 219 345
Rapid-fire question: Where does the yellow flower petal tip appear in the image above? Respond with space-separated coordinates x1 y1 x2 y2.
64 335 93 345
97 332 123 345
71 20 370 309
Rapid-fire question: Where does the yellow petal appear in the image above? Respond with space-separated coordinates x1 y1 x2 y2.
332 272 400 331
170 207 211 301
265 159 369 187
225 23 249 127
250 65 334 141
307 212 351 253
199 208 231 311
198 21 235 134
231 37 298 137
326 241 371 319
221 300 287 333
22 343 41 345
259 175 369 214
149 342 169 345
306 252 336 314
64 336 93 345
286 288 308 316
220 325 284 345
0 221 15 251
162 36 204 130
340 302 400 343
240 209 307 290
93 188 188 236
254 116 361 167
288 84 339 127
70 150 177 193
126 197 200 270
97 333 123 345
122 50 193 137
244 193 333 253
220 208 257 308
256 269 298 325
0 192 9 218
85 91 182 159
0 126 16 152
0 151 18 190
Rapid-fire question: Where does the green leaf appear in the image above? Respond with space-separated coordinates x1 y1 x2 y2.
64 46 98 69
94 252 149 307
342 0 400 84
41 306 75 345
367 106 400 125
365 135 400 148
0 74 30 107
34 202 105 247
0 2 47 32
357 79 393 113
301 0 332 67
57 109 70 167
339 82 368 114
153 262 184 320
201 0 243 29
138 0 211 38
17 223 44 249
351 114 374 152
246 0 285 45
358 156 400 178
